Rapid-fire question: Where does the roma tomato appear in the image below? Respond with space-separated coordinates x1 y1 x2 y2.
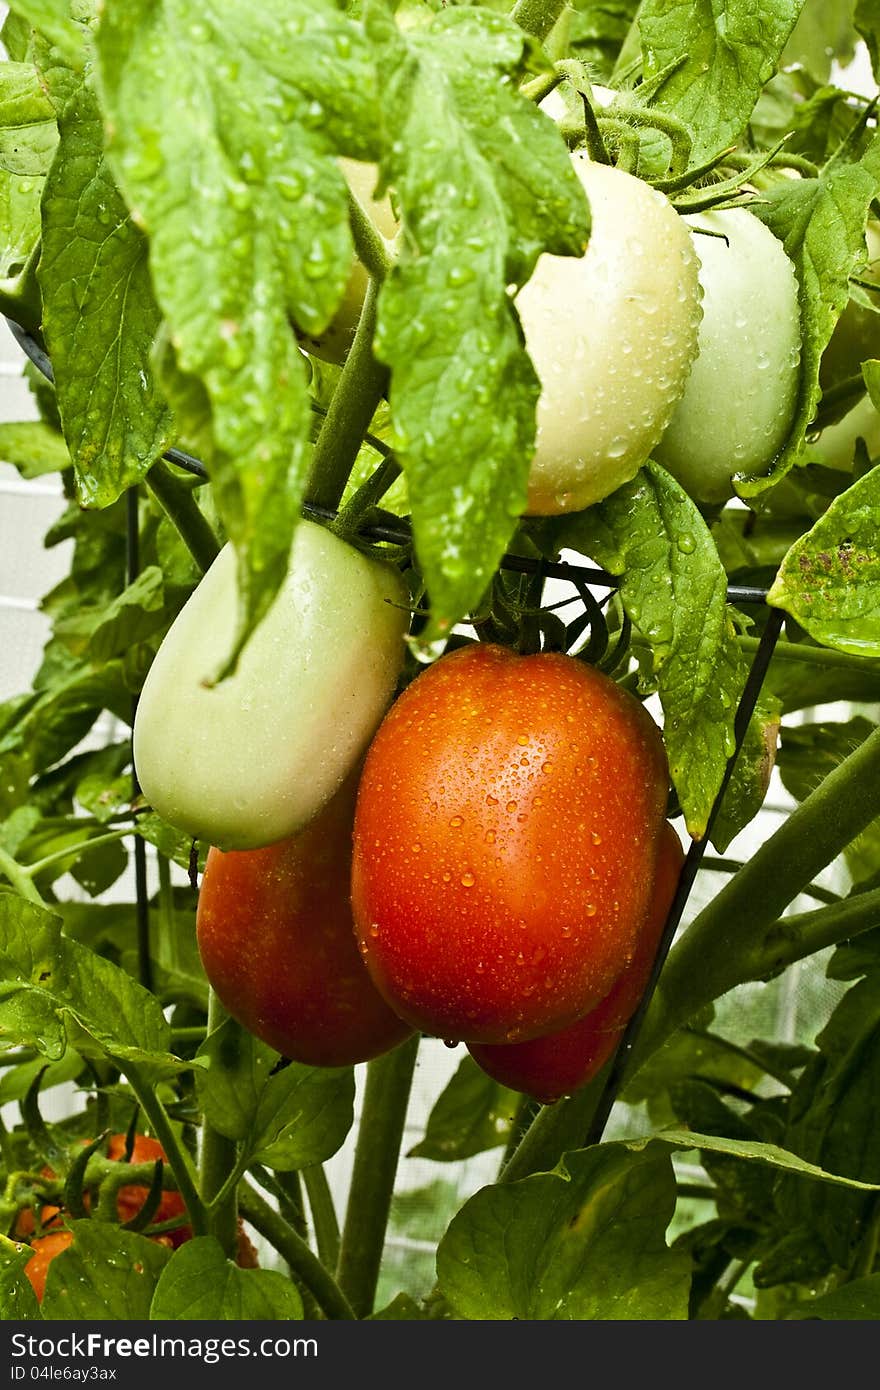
133 519 410 851
196 773 413 1067
468 820 685 1102
351 643 671 1044
299 158 398 365
653 206 801 504
515 154 702 515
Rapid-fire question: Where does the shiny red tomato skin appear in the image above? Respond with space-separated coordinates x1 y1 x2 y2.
468 820 685 1101
196 776 413 1067
350 643 671 1044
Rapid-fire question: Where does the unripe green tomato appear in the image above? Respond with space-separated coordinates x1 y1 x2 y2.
517 155 703 515
299 158 398 366
653 207 801 504
133 519 409 851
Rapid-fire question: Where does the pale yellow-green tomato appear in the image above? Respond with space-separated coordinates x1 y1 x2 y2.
133 519 409 851
516 153 703 515
300 158 398 365
652 206 802 505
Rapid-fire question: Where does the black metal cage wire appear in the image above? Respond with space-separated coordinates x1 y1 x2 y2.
6 316 787 1150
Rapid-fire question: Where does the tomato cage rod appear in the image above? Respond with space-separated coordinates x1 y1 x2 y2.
6 317 785 1135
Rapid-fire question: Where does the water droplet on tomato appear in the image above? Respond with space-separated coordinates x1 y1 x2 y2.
461 872 475 888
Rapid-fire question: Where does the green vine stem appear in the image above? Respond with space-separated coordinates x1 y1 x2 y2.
302 1163 340 1271
335 454 402 537
25 828 132 882
509 0 569 43
121 1062 209 1238
334 1034 421 1318
198 991 242 1257
238 1180 356 1321
0 847 45 905
739 634 880 673
306 275 390 513
144 459 220 574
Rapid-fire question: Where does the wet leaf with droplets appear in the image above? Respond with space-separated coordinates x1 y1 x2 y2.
369 5 589 641
561 461 751 839
768 463 880 655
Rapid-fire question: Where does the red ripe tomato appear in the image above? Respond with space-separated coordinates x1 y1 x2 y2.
196 774 413 1067
350 643 671 1045
468 820 685 1102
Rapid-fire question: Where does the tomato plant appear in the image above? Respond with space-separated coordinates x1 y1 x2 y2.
351 642 671 1043
0 0 880 1336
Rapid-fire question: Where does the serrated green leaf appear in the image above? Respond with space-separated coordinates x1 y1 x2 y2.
0 1243 42 1320
39 80 172 507
744 139 880 496
0 422 70 477
639 0 806 164
659 1122 880 1191
0 61 57 176
561 461 747 838
767 464 880 654
2 1 83 63
0 894 194 1076
370 4 589 641
711 689 782 852
41 1220 171 1319
194 1019 277 1144
437 1141 691 1319
250 1061 355 1171
408 1054 518 1160
150 1237 303 1320
94 0 380 673
52 567 168 664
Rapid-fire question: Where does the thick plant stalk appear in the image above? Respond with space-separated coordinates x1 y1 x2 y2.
145 459 220 573
335 1035 420 1318
238 1182 356 1321
306 276 390 513
197 991 241 1256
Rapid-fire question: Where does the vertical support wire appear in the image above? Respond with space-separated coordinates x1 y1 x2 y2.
583 605 786 1147
126 485 153 994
